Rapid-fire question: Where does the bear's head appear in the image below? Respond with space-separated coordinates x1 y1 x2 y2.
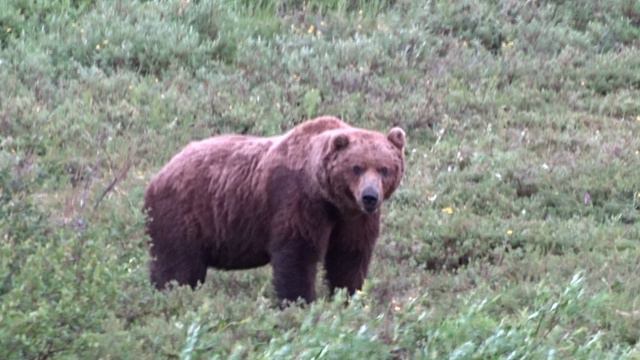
321 127 405 215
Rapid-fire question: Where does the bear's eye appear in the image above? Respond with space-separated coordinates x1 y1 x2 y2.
352 165 364 175
379 167 389 177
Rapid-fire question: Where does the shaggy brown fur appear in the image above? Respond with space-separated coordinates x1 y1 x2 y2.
145 116 405 303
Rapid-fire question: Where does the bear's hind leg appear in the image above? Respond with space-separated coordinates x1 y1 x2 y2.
150 247 207 290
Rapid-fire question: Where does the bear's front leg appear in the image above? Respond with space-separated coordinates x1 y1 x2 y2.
270 240 319 304
324 245 374 295
324 216 379 296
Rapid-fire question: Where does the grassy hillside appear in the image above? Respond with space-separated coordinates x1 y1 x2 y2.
1 0 639 358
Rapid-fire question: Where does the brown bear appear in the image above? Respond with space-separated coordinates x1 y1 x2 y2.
144 116 405 303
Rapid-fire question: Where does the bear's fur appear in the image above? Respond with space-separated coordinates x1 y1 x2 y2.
145 116 405 303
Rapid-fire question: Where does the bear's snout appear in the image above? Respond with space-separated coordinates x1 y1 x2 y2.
361 186 379 213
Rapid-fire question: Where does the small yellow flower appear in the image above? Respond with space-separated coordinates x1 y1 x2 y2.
307 25 315 34
441 207 454 215
506 229 513 236
6 27 12 33
501 41 514 49
102 39 109 45
95 44 101 50
636 115 640 122
391 298 401 312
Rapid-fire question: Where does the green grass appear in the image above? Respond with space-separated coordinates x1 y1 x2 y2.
1 0 640 358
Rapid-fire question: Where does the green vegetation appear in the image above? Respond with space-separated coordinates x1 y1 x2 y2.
1 0 639 358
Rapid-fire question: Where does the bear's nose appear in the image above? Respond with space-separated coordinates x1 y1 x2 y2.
361 187 379 212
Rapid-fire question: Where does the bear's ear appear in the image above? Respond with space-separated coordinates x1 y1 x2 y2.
332 134 350 151
388 127 405 150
